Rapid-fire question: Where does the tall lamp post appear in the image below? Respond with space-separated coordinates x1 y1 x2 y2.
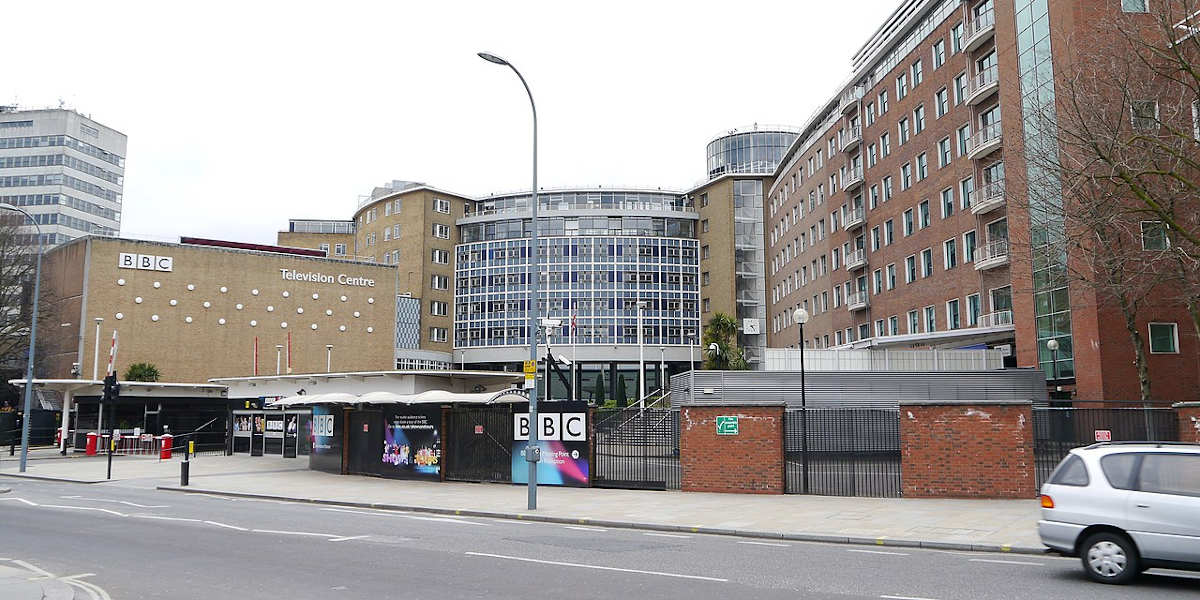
479 51 542 510
636 300 647 412
1 203 44 473
792 308 810 494
1046 338 1059 382
325 344 334 373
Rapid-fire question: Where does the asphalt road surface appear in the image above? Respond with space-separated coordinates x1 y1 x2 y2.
1 477 1197 599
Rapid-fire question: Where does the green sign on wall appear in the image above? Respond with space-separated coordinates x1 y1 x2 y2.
716 415 739 435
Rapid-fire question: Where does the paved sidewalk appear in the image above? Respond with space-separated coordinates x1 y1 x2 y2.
0 564 75 600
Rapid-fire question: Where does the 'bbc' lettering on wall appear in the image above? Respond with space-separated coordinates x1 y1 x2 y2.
118 253 173 272
314 414 335 437
513 413 586 441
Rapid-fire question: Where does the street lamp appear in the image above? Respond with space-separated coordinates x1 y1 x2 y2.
275 345 283 376
1 203 44 473
479 51 542 510
792 307 810 494
636 300 648 412
689 330 698 404
1046 338 1059 381
325 344 334 373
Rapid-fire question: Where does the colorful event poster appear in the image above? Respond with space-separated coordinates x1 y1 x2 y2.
510 401 589 487
380 406 441 480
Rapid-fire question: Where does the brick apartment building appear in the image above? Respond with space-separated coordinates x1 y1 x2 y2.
764 0 1199 404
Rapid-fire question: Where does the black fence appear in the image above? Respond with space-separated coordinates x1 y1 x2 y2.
592 407 680 490
1032 406 1178 487
785 408 902 497
444 405 514 483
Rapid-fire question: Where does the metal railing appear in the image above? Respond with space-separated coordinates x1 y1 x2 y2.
839 125 862 148
1033 406 1178 487
843 165 864 189
844 205 865 229
847 290 869 310
967 123 1003 157
764 347 1006 371
592 406 680 491
978 310 1014 328
971 179 1005 213
839 86 863 113
977 237 1009 263
964 9 996 47
785 408 901 497
845 247 867 270
967 65 999 101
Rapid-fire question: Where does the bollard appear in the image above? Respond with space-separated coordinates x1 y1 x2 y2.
180 456 190 486
107 439 114 480
188 440 195 459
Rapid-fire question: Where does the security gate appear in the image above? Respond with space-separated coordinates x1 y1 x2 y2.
592 407 680 490
1032 406 1177 486
445 405 514 483
784 408 901 497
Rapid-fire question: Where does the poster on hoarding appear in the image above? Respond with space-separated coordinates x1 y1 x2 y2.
380 406 441 480
309 405 343 474
510 401 589 487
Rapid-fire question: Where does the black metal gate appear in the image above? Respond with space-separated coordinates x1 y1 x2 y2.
785 408 901 497
1032 406 1178 487
592 407 680 490
445 405 514 483
347 410 382 476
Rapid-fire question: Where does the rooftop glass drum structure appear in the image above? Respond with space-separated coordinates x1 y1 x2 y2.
706 128 799 179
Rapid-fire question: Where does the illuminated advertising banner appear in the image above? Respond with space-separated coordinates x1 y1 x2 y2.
380 406 441 480
511 401 589 487
309 405 343 474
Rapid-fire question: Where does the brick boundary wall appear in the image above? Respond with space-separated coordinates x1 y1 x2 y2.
680 404 784 494
1174 402 1200 444
899 399 1035 499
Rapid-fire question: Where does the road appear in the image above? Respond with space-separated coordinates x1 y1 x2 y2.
0 477 1197 599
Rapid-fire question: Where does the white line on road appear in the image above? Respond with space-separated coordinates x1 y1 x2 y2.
968 558 1044 566
880 595 942 600
400 514 488 526
0 497 39 506
251 529 337 538
643 532 692 539
736 541 791 547
848 549 910 556
464 552 729 582
65 576 112 600
61 495 167 508
133 515 200 523
203 520 248 531
319 506 487 526
328 535 369 542
40 504 127 517
11 559 54 578
564 525 606 532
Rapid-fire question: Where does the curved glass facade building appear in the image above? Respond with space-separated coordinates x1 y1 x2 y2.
706 128 799 179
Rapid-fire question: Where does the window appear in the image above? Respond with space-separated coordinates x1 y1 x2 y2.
334 243 346 256
434 198 451 214
903 209 914 235
921 248 933 277
911 59 923 87
933 40 946 68
901 163 912 189
875 319 886 337
938 138 952 168
873 270 883 294
964 230 977 262
319 243 330 255
702 271 710 286
953 73 967 106
916 153 928 181
1049 455 1090 487
941 188 955 218
886 264 896 289
866 102 877 126
383 228 392 242
1141 221 1169 250
947 299 961 329
951 21 964 53
935 88 949 118
702 245 710 260
432 223 450 239
944 239 958 269
919 200 931 228
897 73 908 99
1121 0 1148 12
869 185 880 209
393 224 400 239
884 219 894 245
1193 99 1199 141
905 255 917 282
701 219 709 233
700 193 709 208
1101 454 1139 490
430 327 448 342
908 310 920 333
702 298 711 312
1138 454 1200 497
1148 322 1178 353
879 89 889 114
430 301 448 316
867 143 877 168
967 294 981 326
924 306 937 332
914 105 926 134
431 274 448 290
432 249 450 264
898 118 910 144
883 176 893 202
888 316 899 335
956 124 970 156
871 226 881 251
1132 100 1158 130
960 177 975 209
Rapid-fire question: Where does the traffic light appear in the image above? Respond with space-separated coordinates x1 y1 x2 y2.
102 373 120 403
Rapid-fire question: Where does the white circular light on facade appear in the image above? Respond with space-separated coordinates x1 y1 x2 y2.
169 299 178 306
187 284 195 291
325 309 333 316
220 286 228 293
267 305 275 312
282 291 290 298
203 301 211 308
366 326 374 333
218 318 226 325
281 322 288 328
185 316 193 323
252 289 260 296
340 295 347 302
151 314 159 322
236 304 244 310
115 313 124 320
117 279 126 286
312 293 319 300
338 325 346 332
353 311 361 318
135 297 143 304
153 281 161 289
250 320 258 327
368 297 375 304
311 323 318 330
296 307 304 314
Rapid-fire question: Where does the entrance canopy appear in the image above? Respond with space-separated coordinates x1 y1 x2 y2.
266 388 528 408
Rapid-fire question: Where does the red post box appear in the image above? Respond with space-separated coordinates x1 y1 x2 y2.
160 434 173 459
85 431 98 456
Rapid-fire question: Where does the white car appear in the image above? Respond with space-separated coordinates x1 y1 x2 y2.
1038 442 1200 584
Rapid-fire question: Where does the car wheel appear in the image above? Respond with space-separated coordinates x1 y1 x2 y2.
1081 532 1140 584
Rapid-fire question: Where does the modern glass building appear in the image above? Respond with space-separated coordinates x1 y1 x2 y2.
455 188 701 404
706 127 799 179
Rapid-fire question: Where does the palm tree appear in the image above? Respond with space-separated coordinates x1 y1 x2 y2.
701 313 748 370
123 363 160 382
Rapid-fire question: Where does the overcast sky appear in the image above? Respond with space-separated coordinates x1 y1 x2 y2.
7 0 901 244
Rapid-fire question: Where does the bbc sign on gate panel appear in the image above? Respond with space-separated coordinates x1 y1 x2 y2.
118 252 173 272
513 413 586 441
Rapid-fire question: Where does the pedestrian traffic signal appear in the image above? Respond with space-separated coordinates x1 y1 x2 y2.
102 373 120 403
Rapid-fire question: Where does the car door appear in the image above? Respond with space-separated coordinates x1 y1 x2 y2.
1124 453 1200 564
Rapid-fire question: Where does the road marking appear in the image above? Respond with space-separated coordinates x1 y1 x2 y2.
564 525 606 532
204 520 248 531
65 576 112 600
737 541 790 547
400 514 488 526
40 504 127 517
0 497 39 506
464 552 729 582
848 549 910 556
11 559 54 578
133 515 200 522
968 558 1044 566
61 495 167 508
328 535 369 542
880 595 941 600
251 529 337 538
644 532 691 539
319 506 487 526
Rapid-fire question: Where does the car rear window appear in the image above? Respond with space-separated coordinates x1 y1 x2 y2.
1138 454 1200 497
1100 453 1139 490
1049 455 1089 486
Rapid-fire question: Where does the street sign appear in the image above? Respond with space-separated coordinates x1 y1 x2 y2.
716 415 739 436
523 360 537 374
474 425 484 435
1095 429 1112 442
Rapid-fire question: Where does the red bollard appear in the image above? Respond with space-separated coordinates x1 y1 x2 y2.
160 434 173 459
85 432 98 456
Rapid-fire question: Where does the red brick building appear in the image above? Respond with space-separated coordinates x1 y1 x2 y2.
764 0 1199 405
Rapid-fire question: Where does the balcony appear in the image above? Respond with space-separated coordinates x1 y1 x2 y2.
840 125 862 151
840 86 863 114
844 205 865 229
974 238 1010 270
966 123 1003 160
845 247 867 270
964 10 996 52
970 179 1006 215
843 164 864 190
965 65 999 106
847 290 870 311
977 310 1014 328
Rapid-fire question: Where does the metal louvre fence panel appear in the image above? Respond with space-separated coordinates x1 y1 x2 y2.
592 407 680 490
445 405 514 483
1032 407 1178 487
785 408 901 497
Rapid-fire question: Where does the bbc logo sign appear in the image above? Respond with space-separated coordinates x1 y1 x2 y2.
514 413 586 441
314 414 335 437
118 253 173 272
